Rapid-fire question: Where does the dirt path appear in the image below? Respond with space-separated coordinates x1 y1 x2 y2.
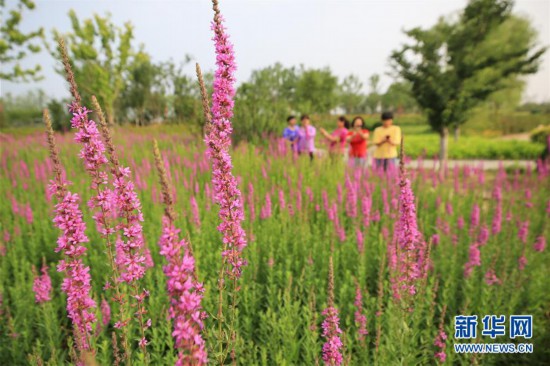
405 159 533 170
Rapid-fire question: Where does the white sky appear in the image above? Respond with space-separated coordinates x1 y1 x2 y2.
2 0 549 102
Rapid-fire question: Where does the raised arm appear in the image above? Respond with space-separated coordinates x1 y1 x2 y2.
320 128 339 142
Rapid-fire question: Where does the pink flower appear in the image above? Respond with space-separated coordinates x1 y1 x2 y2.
356 229 364 253
518 221 529 244
484 269 502 286
518 255 527 271
464 243 481 278
353 283 368 341
33 264 52 303
433 330 447 362
101 298 111 327
392 168 427 301
534 235 546 252
260 193 272 219
50 185 97 350
321 306 343 365
470 204 480 229
204 10 247 279
159 217 207 365
190 196 201 228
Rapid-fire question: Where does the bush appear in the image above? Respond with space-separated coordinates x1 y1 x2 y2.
530 125 550 145
405 135 545 160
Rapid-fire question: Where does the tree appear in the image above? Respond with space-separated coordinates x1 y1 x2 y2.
294 66 339 114
47 99 71 132
233 63 297 143
51 10 134 125
390 0 546 161
162 58 203 127
339 74 365 114
0 0 43 81
119 51 161 125
364 74 382 113
381 81 418 114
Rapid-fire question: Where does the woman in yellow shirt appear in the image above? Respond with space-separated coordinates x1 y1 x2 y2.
373 112 401 171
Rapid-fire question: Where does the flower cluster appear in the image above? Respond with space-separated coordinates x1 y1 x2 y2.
260 193 272 219
433 330 447 362
158 217 207 365
353 283 368 341
321 306 344 366
391 169 427 301
464 242 481 278
51 187 97 350
32 263 52 304
112 166 147 284
204 9 247 278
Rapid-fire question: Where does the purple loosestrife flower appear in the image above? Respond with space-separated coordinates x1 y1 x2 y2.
434 330 447 363
518 221 529 244
154 141 207 365
278 189 286 210
321 307 344 365
361 195 372 227
518 254 527 271
534 235 546 252
492 202 502 235
260 193 272 219
445 202 453 215
159 217 208 365
356 229 364 254
110 166 148 284
203 5 248 279
464 243 481 278
52 189 97 350
478 225 489 246
32 263 52 304
470 204 480 229
392 161 426 301
45 110 96 352
190 196 201 228
457 216 465 230
101 298 111 327
321 257 343 366
484 269 502 286
345 176 357 218
353 282 368 341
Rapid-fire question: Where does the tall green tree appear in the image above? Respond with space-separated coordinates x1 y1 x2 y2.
294 67 339 114
233 63 297 143
381 81 418 113
51 10 134 124
364 74 381 113
119 51 161 125
339 74 365 114
162 58 203 127
391 0 546 161
0 0 43 81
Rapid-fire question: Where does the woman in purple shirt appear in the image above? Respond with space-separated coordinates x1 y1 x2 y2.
282 115 299 153
297 115 316 161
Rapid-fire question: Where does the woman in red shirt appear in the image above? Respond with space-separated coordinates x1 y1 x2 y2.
346 116 369 168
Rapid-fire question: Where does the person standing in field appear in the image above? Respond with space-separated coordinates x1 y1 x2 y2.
373 111 401 171
346 116 369 168
282 115 299 153
297 114 316 161
320 116 349 159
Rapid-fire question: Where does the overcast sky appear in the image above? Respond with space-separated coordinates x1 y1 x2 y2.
2 0 549 102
